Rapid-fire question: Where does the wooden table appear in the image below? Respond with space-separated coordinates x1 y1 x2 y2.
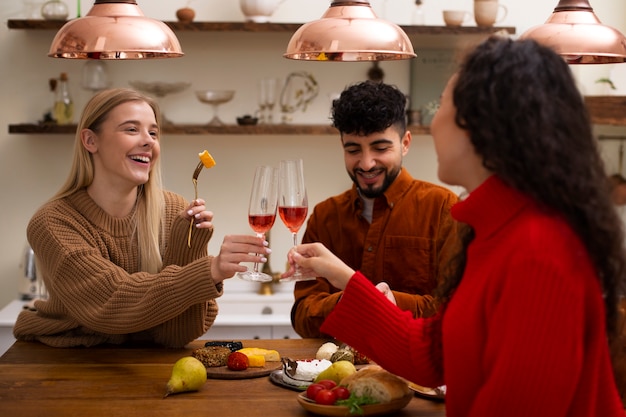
0 338 446 417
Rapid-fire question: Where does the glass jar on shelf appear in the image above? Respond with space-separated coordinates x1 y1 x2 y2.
41 0 69 20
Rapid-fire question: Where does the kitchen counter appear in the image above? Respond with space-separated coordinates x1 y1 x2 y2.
0 338 447 417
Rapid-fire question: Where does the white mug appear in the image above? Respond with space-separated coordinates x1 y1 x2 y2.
239 0 286 23
442 10 471 28
473 1 508 27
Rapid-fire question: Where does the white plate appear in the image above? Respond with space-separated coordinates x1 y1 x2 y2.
268 369 309 391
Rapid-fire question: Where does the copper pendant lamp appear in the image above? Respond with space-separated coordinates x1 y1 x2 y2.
48 0 183 59
284 0 416 62
520 0 626 64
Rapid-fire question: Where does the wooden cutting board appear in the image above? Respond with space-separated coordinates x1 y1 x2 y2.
206 362 282 380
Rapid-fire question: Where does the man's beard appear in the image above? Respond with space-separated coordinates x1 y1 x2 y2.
350 166 401 198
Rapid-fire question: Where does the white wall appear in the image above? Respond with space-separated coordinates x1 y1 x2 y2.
0 0 624 306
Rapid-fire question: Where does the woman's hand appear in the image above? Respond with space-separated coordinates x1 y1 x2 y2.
185 199 214 230
282 242 355 289
375 282 397 305
210 235 270 283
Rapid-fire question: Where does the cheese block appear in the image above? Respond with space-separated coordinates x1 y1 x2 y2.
247 354 266 368
237 347 280 362
198 150 216 168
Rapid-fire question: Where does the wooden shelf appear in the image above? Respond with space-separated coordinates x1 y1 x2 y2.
8 123 431 135
584 96 626 126
6 19 509 137
9 98 624 134
7 19 515 36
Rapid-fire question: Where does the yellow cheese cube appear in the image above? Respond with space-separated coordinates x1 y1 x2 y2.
247 354 266 368
237 347 280 362
198 150 216 169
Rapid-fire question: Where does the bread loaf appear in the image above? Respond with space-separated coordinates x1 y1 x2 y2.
192 346 231 367
340 365 410 403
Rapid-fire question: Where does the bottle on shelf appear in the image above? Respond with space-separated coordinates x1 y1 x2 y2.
53 72 74 125
411 0 425 25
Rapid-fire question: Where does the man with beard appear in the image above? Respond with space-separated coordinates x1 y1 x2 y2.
290 81 459 338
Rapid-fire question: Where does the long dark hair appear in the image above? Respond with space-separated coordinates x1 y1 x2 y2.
435 36 626 395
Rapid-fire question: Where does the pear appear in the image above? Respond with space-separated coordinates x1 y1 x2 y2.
164 356 208 398
314 360 357 384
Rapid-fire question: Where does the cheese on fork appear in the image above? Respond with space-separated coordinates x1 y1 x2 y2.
198 150 216 169
237 347 280 362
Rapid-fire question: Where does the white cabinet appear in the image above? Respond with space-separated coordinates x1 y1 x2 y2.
0 290 300 357
203 291 301 340
202 325 299 340
0 300 22 356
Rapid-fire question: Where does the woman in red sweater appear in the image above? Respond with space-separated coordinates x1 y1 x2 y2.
284 37 626 416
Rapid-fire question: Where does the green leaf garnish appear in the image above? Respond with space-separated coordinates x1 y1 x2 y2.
336 394 378 415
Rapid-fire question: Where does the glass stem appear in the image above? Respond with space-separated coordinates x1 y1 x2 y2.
292 232 300 274
253 232 265 273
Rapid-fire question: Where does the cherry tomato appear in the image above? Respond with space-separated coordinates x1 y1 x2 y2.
306 383 325 400
316 379 337 390
332 386 350 401
226 352 249 371
314 389 338 405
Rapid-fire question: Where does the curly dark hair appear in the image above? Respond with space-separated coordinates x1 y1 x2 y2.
331 80 407 137
435 36 626 395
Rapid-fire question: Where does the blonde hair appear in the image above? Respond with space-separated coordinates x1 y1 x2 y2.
51 88 165 273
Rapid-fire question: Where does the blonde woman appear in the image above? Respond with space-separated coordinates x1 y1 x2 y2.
14 88 269 348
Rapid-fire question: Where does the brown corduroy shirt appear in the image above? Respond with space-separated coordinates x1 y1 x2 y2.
291 168 459 338
14 189 221 348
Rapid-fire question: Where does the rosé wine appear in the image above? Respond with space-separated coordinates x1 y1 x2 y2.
248 213 276 234
278 206 307 232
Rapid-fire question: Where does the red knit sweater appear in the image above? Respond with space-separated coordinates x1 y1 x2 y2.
321 175 624 417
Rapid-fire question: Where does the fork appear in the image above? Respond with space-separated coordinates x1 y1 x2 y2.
187 161 205 248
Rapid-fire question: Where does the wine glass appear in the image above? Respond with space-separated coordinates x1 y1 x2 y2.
278 159 315 281
258 78 279 124
237 165 279 282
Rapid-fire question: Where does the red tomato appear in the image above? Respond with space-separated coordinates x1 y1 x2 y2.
314 389 338 405
227 352 249 371
332 386 350 401
316 379 337 390
306 383 325 400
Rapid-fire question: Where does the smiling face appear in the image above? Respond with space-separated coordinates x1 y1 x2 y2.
342 125 410 198
82 100 160 193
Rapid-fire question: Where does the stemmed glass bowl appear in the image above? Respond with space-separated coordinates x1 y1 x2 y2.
195 90 235 126
129 81 191 124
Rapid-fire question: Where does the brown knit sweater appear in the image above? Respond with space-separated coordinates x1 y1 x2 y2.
13 189 221 348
